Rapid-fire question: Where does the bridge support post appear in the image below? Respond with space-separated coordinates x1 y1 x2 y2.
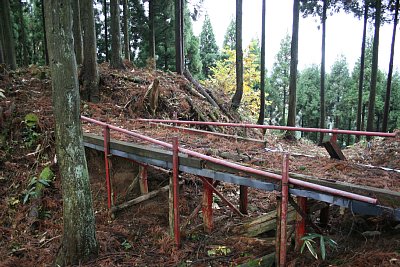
103 125 112 209
202 177 214 233
239 185 248 215
295 196 307 251
138 165 148 194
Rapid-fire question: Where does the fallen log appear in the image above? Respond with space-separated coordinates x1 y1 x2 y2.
183 69 219 108
232 201 328 237
111 184 169 214
185 96 217 132
181 83 205 99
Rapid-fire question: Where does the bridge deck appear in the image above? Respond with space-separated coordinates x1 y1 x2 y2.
83 133 400 221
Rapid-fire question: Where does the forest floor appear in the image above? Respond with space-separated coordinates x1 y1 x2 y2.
1 64 400 266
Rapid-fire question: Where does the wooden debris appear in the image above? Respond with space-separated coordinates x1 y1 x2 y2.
144 78 160 115
183 69 219 108
111 184 169 214
185 96 217 132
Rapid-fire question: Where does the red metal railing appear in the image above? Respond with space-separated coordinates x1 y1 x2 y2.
82 116 377 205
137 119 396 138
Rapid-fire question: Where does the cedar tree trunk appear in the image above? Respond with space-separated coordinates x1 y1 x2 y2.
80 0 100 102
287 0 299 129
43 0 98 266
232 0 243 109
110 0 124 69
366 0 381 137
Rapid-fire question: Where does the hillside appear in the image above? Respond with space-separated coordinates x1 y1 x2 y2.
1 65 400 266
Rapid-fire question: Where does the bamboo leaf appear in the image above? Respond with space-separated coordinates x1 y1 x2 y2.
320 235 326 260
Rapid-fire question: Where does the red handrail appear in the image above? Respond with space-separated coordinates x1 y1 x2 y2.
136 119 396 138
81 116 378 204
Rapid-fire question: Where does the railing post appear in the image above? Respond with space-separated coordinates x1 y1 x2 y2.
279 153 289 267
172 137 180 247
103 125 112 209
295 196 307 251
275 195 281 266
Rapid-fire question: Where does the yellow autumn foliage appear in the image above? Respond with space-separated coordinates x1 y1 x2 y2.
205 46 268 122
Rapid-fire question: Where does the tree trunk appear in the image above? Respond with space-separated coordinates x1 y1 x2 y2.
319 0 327 144
0 0 17 70
122 0 130 61
366 0 381 138
175 0 184 74
72 0 83 65
110 0 124 69
356 2 368 142
41 0 49 65
257 0 266 125
44 1 98 266
148 0 156 69
382 0 399 132
282 88 286 125
18 0 29 67
231 0 243 109
104 0 109 62
287 0 299 129
80 0 100 102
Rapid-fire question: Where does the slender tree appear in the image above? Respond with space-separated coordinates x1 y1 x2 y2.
17 0 29 66
80 0 100 102
110 0 124 68
103 0 109 62
356 0 369 140
148 0 156 69
72 0 83 65
366 0 381 136
41 0 48 65
319 0 327 143
287 0 300 129
270 34 291 125
382 0 399 132
257 0 266 125
123 0 130 61
0 0 17 70
175 0 184 74
231 0 243 109
44 0 98 265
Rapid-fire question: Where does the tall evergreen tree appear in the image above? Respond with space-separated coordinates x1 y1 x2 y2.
80 0 100 102
287 0 300 129
223 18 236 50
44 0 98 265
148 0 156 69
231 0 243 109
356 0 369 139
257 0 267 125
72 0 83 65
0 0 17 69
199 14 219 78
270 34 291 125
123 0 130 61
382 0 399 132
110 0 124 69
175 0 184 74
366 0 381 135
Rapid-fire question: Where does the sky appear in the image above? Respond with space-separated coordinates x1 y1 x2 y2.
192 0 400 75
